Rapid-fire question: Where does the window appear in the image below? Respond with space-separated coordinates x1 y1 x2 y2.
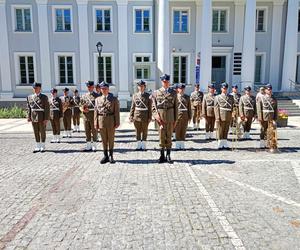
173 10 189 33
14 7 32 32
135 8 150 33
298 10 300 32
212 9 227 32
173 55 188 84
98 56 112 84
18 56 35 84
54 8 72 32
256 9 266 32
95 8 111 32
58 56 74 84
134 55 151 80
255 55 262 83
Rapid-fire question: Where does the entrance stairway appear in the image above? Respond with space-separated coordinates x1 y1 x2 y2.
276 96 300 116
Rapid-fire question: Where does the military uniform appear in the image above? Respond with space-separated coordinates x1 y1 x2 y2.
202 86 216 139
239 86 256 139
129 80 152 150
190 87 203 130
175 84 191 149
214 83 234 149
27 82 50 152
72 92 81 132
49 88 63 143
60 88 74 138
256 86 278 148
152 74 178 163
80 83 99 151
94 82 120 164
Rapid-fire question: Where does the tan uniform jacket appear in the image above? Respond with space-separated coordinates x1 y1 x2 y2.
256 95 278 121
177 94 192 121
73 96 81 115
214 93 234 122
27 93 50 122
190 91 204 109
94 93 120 129
129 92 152 122
239 94 256 118
49 96 63 120
202 93 215 117
80 92 100 121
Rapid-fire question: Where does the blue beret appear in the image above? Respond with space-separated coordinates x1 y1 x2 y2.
63 87 69 92
32 82 41 88
50 88 57 93
195 83 200 87
221 82 229 89
160 74 170 81
86 81 94 87
73 89 78 93
232 84 238 89
208 83 215 89
265 84 272 90
172 83 178 89
177 83 186 89
244 86 251 91
99 81 109 88
137 80 146 86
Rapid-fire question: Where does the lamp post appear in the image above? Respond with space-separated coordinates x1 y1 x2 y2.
96 42 103 58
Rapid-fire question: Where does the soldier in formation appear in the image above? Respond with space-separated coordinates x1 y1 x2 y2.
190 83 203 131
61 87 74 138
72 89 81 133
202 83 216 140
49 88 63 143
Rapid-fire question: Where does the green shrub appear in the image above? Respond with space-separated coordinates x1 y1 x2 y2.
0 105 27 118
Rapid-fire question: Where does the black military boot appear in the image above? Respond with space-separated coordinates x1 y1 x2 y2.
100 150 109 164
109 149 116 164
158 148 165 163
166 149 173 164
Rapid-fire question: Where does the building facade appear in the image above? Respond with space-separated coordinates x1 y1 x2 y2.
0 0 299 108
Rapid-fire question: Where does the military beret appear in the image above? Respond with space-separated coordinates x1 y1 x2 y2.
177 83 186 89
85 81 94 87
160 74 170 81
137 80 146 86
99 81 109 88
73 89 78 93
232 83 238 89
221 82 229 89
265 84 272 90
208 83 215 89
195 83 200 87
32 82 41 88
50 88 57 94
172 83 178 89
63 87 69 92
244 86 252 91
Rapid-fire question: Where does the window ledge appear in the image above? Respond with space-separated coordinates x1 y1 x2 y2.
15 85 34 89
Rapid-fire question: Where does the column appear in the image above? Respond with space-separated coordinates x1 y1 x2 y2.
241 0 256 89
37 0 51 92
269 1 284 91
77 0 90 91
117 0 130 108
195 0 202 86
200 0 212 92
0 0 13 99
281 0 298 91
232 0 245 86
157 0 170 75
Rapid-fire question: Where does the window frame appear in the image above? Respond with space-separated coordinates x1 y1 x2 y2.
93 6 113 33
132 53 153 81
171 53 190 85
11 5 33 33
52 5 73 33
54 52 76 86
256 7 268 33
171 7 191 34
133 6 152 34
212 7 230 34
93 53 115 85
14 52 37 86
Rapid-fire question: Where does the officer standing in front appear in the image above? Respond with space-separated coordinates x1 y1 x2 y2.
80 81 99 152
129 80 152 151
190 83 203 131
202 83 216 140
94 82 120 164
214 82 234 149
72 89 81 133
152 74 178 163
27 82 50 153
49 88 63 143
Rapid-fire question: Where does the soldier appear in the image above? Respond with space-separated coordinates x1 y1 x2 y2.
256 84 278 148
129 80 152 151
61 87 74 138
49 88 63 143
95 82 102 96
239 86 256 140
175 84 191 150
152 74 178 163
172 83 179 140
80 81 99 152
94 82 120 164
256 86 265 102
214 82 234 149
202 83 216 140
190 83 203 131
72 89 81 133
27 82 50 153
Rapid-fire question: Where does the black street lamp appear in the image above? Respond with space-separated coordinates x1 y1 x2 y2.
96 42 103 57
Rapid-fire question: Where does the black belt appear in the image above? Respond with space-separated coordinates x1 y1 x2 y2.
158 107 174 110
98 113 114 117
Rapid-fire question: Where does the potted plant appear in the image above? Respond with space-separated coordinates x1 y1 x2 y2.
277 109 288 127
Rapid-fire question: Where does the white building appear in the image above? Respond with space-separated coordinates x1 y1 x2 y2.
0 0 299 108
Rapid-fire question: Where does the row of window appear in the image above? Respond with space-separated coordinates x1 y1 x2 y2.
16 53 264 86
13 5 269 34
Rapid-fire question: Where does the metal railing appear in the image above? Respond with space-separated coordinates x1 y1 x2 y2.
289 79 300 92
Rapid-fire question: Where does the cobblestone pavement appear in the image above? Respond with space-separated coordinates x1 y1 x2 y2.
0 117 300 250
